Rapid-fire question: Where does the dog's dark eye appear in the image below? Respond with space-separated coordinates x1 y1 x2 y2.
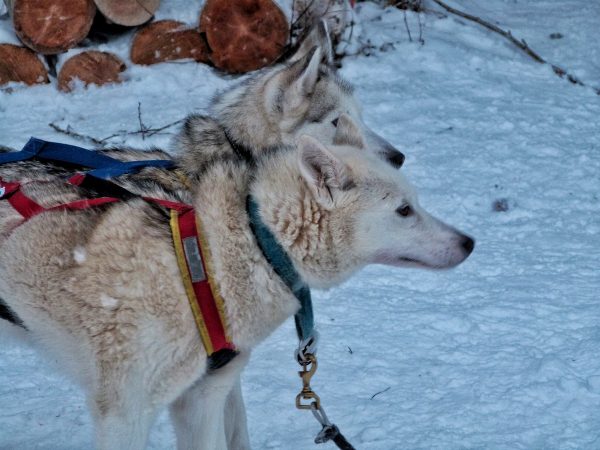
396 205 413 217
331 117 339 127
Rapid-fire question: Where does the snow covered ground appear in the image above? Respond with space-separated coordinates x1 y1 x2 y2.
1 0 600 448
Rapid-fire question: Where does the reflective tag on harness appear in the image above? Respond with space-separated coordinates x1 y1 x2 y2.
183 236 206 282
170 208 236 357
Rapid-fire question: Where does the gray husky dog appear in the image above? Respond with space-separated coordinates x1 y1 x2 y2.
208 22 405 169
0 113 473 450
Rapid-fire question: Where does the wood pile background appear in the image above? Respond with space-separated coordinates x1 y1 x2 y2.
0 0 292 91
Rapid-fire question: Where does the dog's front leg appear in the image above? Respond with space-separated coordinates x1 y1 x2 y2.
90 384 159 450
170 354 248 450
225 376 251 450
94 409 157 450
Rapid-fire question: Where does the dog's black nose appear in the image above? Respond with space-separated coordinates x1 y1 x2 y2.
461 236 475 255
387 150 405 169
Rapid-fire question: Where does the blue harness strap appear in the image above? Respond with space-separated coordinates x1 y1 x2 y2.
0 137 175 178
86 160 175 180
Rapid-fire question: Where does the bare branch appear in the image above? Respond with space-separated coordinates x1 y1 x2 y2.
370 386 391 400
403 10 413 42
49 117 185 147
49 123 104 145
137 102 148 140
417 9 424 45
430 0 600 95
145 118 185 137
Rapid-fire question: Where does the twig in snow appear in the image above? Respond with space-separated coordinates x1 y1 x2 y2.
370 386 390 400
144 118 185 137
417 9 424 45
49 117 185 147
403 10 413 42
49 123 104 145
430 0 600 95
137 102 149 140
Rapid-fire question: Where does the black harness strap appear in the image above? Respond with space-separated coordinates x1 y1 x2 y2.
70 173 137 200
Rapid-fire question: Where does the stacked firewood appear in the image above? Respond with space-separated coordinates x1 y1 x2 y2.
0 0 292 91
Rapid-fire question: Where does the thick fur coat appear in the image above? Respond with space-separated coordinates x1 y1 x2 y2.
0 23 473 450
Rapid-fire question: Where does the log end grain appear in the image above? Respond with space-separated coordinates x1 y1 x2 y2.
11 0 96 54
0 43 49 86
131 20 209 65
200 0 288 73
58 50 125 92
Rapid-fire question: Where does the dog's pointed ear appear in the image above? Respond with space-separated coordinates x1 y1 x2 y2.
285 46 322 111
333 114 366 149
289 19 334 66
298 135 353 208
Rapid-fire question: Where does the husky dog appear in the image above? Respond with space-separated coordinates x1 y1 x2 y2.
0 22 408 447
0 114 474 449
0 21 404 218
0 20 404 195
209 21 405 169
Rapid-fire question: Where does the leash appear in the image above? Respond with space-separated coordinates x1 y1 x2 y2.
247 197 356 449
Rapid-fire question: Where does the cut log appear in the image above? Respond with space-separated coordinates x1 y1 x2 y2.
94 0 160 27
0 43 49 85
6 0 96 54
199 0 288 73
57 50 125 92
131 20 209 65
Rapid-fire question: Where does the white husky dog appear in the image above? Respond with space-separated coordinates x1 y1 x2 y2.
1 23 408 449
0 113 473 449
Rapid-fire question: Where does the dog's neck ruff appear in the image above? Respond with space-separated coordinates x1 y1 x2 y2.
246 196 315 343
0 138 237 368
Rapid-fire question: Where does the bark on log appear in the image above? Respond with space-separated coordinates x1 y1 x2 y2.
131 20 209 65
57 50 125 92
94 0 160 27
6 0 96 54
199 0 288 73
0 43 49 85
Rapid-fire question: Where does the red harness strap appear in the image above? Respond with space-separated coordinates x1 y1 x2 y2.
153 198 235 356
1 178 120 220
2 180 44 218
0 177 236 358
